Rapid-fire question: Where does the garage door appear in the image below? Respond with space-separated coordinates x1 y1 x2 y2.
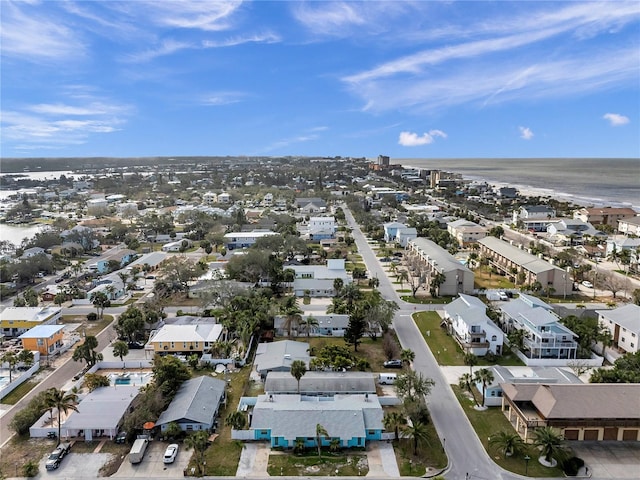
564 429 579 440
583 429 599 441
622 429 639 441
603 427 618 441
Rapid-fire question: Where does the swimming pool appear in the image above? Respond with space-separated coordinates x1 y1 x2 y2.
109 372 152 387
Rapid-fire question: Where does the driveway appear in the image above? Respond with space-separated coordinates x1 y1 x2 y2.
569 441 640 479
112 440 191 478
34 452 112 479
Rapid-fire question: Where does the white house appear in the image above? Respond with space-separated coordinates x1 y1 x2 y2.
443 294 503 356
287 259 351 297
224 230 278 250
307 216 336 241
597 304 640 354
617 216 640 236
447 219 487 246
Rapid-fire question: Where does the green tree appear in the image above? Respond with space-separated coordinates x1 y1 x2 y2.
300 315 319 337
400 348 415 366
344 306 367 352
152 354 190 396
280 297 302 337
91 291 110 320
184 430 209 476
315 423 328 456
72 335 103 367
489 431 527 458
1 351 18 382
112 341 129 362
473 368 495 407
84 373 110 391
225 411 247 429
382 411 407 440
458 373 479 407
45 388 79 444
116 306 145 341
463 352 478 376
403 421 430 455
532 426 568 465
290 360 307 394
17 349 35 369
590 351 640 383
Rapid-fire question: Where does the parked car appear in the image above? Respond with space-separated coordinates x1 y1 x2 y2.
383 359 403 369
115 431 127 444
55 277 65 283
163 444 179 464
127 341 145 350
45 443 71 470
581 280 593 288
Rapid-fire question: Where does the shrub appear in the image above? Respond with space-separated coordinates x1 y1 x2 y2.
86 312 98 321
23 460 39 477
561 456 585 476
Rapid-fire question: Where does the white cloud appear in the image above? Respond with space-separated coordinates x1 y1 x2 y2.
519 126 534 140
398 130 447 147
603 113 630 126
141 1 242 31
201 91 246 106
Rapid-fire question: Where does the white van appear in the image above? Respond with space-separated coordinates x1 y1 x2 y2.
128 438 149 464
379 373 397 385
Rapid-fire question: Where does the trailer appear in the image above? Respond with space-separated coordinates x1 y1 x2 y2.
128 438 149 464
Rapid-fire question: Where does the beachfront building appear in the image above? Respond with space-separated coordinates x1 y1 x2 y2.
443 294 503 356
447 219 487 247
501 383 640 442
405 238 474 296
617 216 640 236
478 236 572 294
223 230 278 250
573 207 637 227
0 307 62 338
597 304 640 354
499 294 579 363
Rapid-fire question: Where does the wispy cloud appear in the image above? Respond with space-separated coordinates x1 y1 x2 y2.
519 127 534 140
398 130 446 147
140 0 243 31
125 39 194 63
603 113 630 126
202 32 280 48
263 127 325 152
200 91 247 106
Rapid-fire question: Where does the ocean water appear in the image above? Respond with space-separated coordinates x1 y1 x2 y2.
396 158 640 210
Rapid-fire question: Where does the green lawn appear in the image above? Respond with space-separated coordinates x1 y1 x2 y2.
401 296 453 304
473 266 516 290
268 452 367 476
451 386 564 477
394 420 448 476
1 379 38 405
413 312 523 367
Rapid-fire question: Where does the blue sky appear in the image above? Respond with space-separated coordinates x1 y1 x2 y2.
1 1 639 159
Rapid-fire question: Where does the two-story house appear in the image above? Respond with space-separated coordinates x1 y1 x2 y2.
19 324 65 356
597 304 640 354
443 294 503 356
148 322 223 355
307 216 336 241
287 259 351 297
0 307 61 338
446 219 487 247
224 230 278 250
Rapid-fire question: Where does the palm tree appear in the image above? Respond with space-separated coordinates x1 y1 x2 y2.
281 298 302 337
400 348 415 366
463 352 478 376
403 421 430 455
46 388 78 444
112 340 129 362
532 426 568 466
382 411 407 440
293 437 305 454
225 411 247 429
184 430 210 476
473 368 494 407
489 431 526 458
329 437 341 453
333 278 344 295
458 373 479 407
290 360 307 393
1 351 18 382
300 315 319 337
398 270 409 289
315 423 328 456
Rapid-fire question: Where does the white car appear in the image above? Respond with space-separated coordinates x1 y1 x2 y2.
581 281 593 288
163 444 179 464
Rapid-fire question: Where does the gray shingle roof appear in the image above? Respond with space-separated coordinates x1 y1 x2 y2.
254 341 310 374
408 238 472 274
264 372 376 394
479 237 561 274
156 376 226 427
597 304 640 334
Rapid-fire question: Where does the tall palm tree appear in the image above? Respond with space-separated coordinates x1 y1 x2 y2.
382 411 407 440
458 373 479 407
400 348 415 366
1 352 17 382
403 421 430 455
184 430 210 476
290 360 307 394
281 298 302 337
473 368 495 407
300 315 319 337
46 388 78 444
489 431 526 458
293 437 305 454
463 352 478 376
333 278 344 295
112 341 129 362
532 426 568 465
315 423 328 457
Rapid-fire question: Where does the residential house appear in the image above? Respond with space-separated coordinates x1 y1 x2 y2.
162 239 192 252
307 216 336 241
0 307 62 337
443 294 503 356
264 372 377 395
496 187 518 199
501 383 640 442
573 207 637 227
546 218 605 245
248 393 384 449
617 216 640 236
127 251 167 272
274 313 350 337
383 222 418 247
217 192 231 203
499 294 579 362
19 324 65 356
86 249 137 274
605 236 640 269
20 247 46 259
148 321 223 355
513 205 556 223
405 238 474 296
597 304 640 354
478 237 572 294
224 230 278 250
202 192 218 205
287 259 351 297
254 340 309 380
87 273 125 301
447 219 487 246
156 376 226 433
294 197 327 213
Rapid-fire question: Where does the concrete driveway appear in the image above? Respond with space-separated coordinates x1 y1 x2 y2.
112 440 191 478
569 441 640 479
34 452 112 479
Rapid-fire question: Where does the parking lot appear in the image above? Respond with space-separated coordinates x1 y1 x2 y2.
112 440 191 478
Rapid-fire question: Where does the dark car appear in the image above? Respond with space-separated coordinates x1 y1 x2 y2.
45 443 71 470
127 341 145 349
55 277 65 283
115 431 127 444
383 359 403 369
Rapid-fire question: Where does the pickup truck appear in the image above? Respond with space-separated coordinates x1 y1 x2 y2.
45 442 71 470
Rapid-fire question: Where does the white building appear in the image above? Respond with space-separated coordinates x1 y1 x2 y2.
447 219 487 247
287 259 351 297
443 294 503 356
597 304 640 354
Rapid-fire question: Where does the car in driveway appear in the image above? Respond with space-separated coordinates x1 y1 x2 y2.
163 444 179 464
45 442 71 470
115 431 127 444
383 359 403 369
581 280 593 288
127 341 145 349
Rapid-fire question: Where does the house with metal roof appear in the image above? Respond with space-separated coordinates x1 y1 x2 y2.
19 324 65 356
147 322 223 355
254 340 310 380
249 393 384 449
443 294 503 356
156 376 226 433
597 304 640 354
264 371 377 395
0 307 62 338
501 383 640 442
273 313 350 337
